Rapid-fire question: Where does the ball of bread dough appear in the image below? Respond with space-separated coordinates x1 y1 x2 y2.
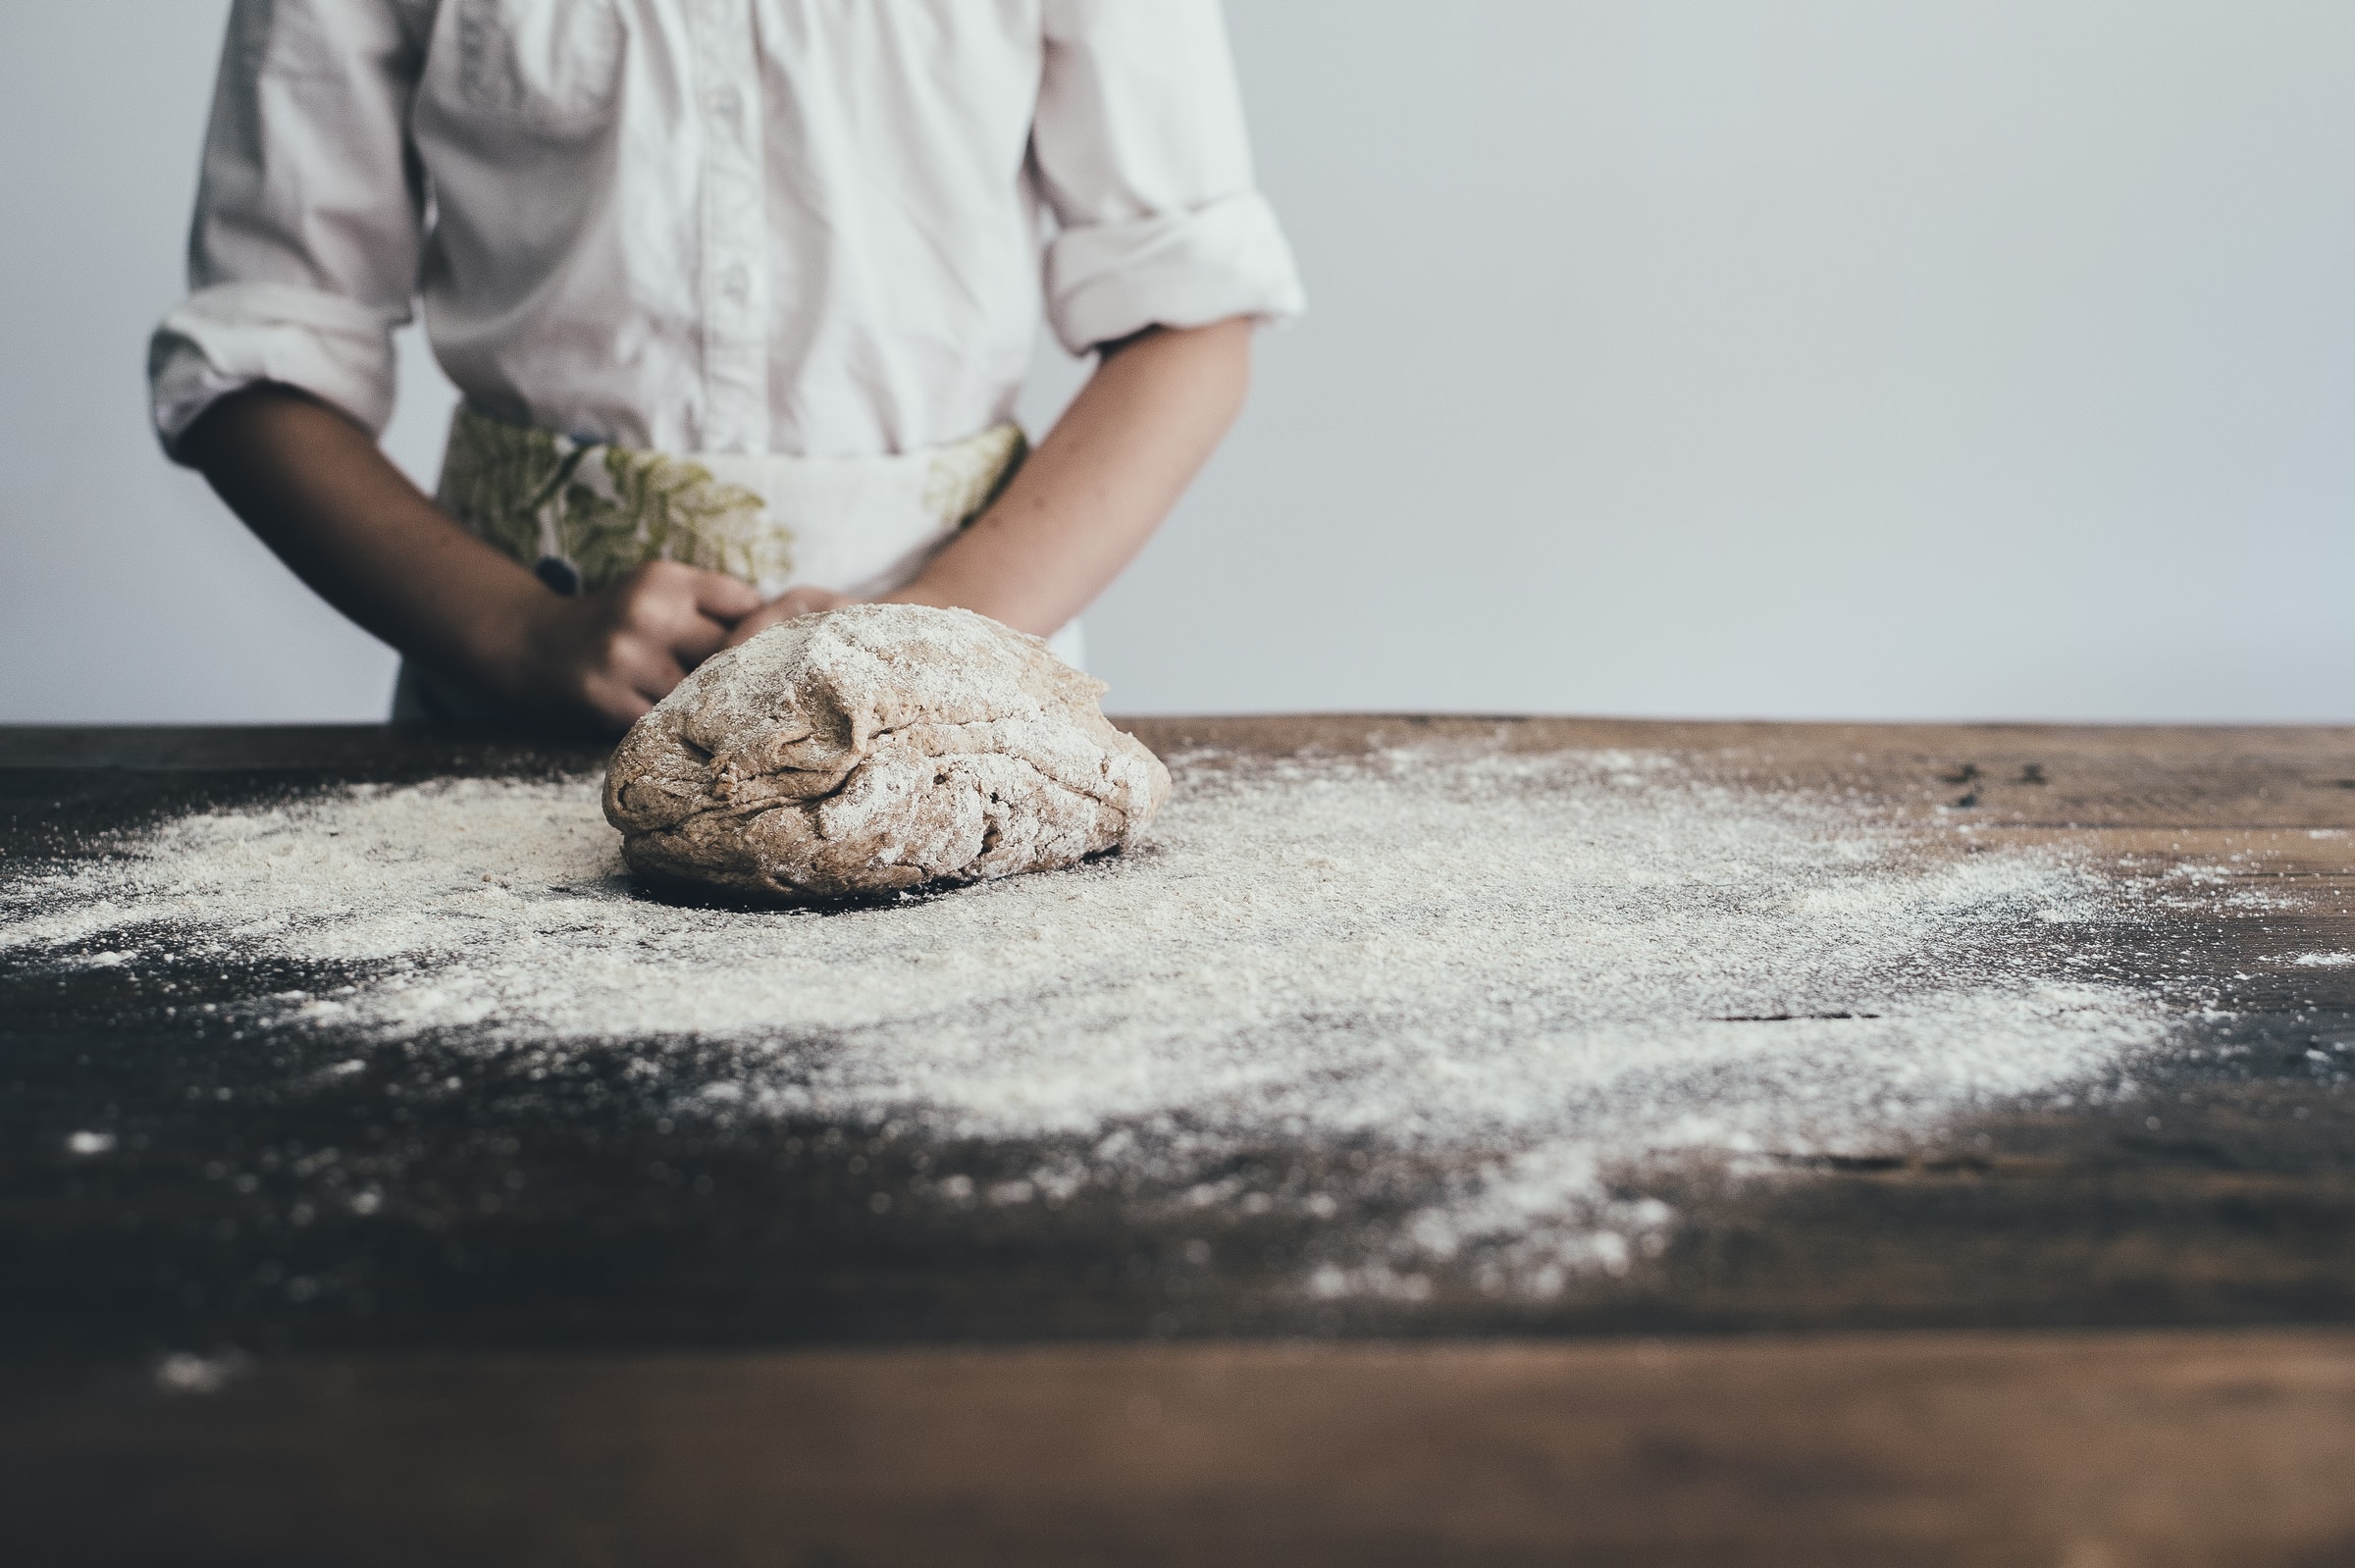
602 603 1170 901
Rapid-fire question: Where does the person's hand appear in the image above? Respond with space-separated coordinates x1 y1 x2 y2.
721 584 852 650
498 560 762 731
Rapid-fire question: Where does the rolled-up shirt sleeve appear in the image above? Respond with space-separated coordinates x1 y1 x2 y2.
148 0 427 458
1032 0 1305 355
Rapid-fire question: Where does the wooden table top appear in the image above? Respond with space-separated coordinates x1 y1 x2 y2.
5 717 2354 1565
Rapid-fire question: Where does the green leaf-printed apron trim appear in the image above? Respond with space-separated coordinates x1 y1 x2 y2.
436 407 1028 596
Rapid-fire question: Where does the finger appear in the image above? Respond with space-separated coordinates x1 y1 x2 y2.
669 609 735 665
612 572 736 662
612 640 689 705
581 658 663 725
722 601 794 651
689 568 763 622
581 673 654 732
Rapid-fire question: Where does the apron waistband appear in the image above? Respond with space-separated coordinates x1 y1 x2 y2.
435 406 1027 600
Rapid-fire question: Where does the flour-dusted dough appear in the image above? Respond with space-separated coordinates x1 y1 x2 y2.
602 604 1170 901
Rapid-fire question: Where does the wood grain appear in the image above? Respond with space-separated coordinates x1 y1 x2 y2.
7 1332 2355 1567
8 720 2355 1561
5 718 2353 1346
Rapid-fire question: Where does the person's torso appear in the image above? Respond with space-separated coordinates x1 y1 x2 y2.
398 0 1053 456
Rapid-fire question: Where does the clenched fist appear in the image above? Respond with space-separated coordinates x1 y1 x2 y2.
502 560 763 730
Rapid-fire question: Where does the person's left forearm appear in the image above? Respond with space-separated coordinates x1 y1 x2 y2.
720 317 1253 648
888 318 1251 637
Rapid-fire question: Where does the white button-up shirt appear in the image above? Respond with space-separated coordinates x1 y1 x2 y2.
150 0 1304 460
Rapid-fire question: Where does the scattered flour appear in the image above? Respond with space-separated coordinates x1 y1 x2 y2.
152 1350 252 1396
1 743 2172 1294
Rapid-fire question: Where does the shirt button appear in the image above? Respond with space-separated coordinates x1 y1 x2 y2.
721 266 751 304
707 85 742 124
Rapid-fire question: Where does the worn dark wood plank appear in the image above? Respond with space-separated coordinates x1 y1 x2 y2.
7 1331 2355 1567
5 718 2355 1353
8 719 2355 1561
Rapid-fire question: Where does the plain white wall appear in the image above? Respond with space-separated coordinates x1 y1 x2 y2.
4 1 2350 723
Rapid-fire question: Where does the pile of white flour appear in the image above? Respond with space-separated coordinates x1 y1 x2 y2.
2 743 2171 1294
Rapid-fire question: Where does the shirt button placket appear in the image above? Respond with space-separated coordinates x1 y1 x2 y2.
692 0 767 454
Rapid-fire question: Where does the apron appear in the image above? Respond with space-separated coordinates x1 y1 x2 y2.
392 405 1083 722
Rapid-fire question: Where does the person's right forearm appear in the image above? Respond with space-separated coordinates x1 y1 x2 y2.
177 384 547 692
179 383 764 731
